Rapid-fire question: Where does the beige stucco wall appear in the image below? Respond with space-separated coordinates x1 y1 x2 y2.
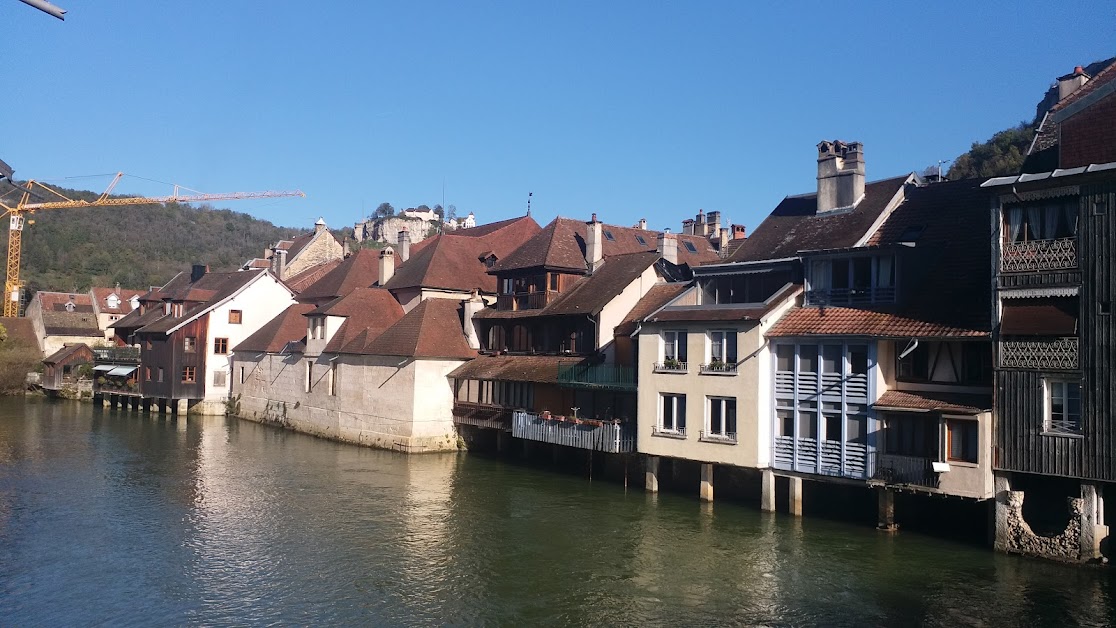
232 352 464 452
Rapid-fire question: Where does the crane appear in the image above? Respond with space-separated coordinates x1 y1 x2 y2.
0 172 305 317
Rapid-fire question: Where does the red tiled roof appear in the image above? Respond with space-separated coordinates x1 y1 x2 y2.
614 283 690 336
317 287 405 353
296 250 380 303
767 307 987 338
874 390 991 415
343 297 475 359
233 304 316 354
492 217 719 273
384 216 540 294
34 292 100 336
726 176 911 263
1049 59 1116 116
284 260 343 294
446 354 582 384
90 287 144 315
130 269 285 335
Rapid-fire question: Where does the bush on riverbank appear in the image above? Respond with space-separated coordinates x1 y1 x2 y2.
0 323 40 394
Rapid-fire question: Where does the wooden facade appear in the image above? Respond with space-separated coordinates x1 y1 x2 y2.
139 316 210 400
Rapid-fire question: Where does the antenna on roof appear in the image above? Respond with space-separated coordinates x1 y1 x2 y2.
937 159 951 180
527 192 532 216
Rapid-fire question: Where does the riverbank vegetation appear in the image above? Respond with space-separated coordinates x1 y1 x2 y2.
0 323 39 394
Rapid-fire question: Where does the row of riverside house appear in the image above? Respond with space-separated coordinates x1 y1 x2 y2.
94 60 1116 563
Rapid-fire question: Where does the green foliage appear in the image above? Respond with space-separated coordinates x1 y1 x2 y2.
948 122 1035 180
0 331 39 394
372 202 395 219
0 180 302 293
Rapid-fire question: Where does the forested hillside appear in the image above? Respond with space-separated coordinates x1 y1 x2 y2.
0 180 304 294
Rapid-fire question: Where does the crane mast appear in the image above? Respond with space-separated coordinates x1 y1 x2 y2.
0 173 304 317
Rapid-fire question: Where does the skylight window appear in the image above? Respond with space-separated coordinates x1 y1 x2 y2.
683 241 698 253
604 230 615 241
635 235 647 246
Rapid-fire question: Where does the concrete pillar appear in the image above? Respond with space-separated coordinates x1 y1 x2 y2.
1080 482 1101 560
645 456 660 493
521 439 529 459
789 476 804 517
496 430 508 453
552 443 560 464
699 463 714 502
176 398 189 416
761 469 776 512
877 488 897 532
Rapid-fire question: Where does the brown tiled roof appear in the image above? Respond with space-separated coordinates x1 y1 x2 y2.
767 307 987 338
129 269 282 335
35 292 100 336
1048 59 1116 116
244 258 271 269
296 250 379 303
614 283 690 336
1000 299 1077 336
42 343 92 365
0 316 38 349
234 303 316 353
90 287 144 315
446 354 581 384
874 390 991 415
727 176 911 263
340 297 475 359
284 259 343 294
1026 59 1116 171
491 217 719 273
318 288 405 353
384 216 540 294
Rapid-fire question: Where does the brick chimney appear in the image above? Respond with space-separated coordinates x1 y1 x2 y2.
1058 65 1090 101
378 246 395 285
397 228 410 262
585 213 604 272
732 224 747 239
817 140 865 213
657 230 678 265
462 289 485 350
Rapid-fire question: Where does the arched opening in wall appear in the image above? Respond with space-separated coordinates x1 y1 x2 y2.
1015 473 1078 537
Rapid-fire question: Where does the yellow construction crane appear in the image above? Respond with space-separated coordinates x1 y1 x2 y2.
0 172 305 317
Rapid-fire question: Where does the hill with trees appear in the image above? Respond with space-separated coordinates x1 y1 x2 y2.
947 122 1036 181
0 180 304 295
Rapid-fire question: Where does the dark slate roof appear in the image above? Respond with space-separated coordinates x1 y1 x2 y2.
36 292 101 336
614 282 690 336
234 303 316 353
726 176 911 263
384 216 540 294
0 316 38 349
769 178 993 339
491 217 719 273
117 269 280 336
317 288 405 353
284 259 343 294
446 354 581 384
42 343 92 365
874 390 991 415
296 250 380 303
339 298 475 359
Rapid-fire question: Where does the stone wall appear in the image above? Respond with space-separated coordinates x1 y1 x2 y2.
994 473 1106 563
285 231 345 278
353 216 434 246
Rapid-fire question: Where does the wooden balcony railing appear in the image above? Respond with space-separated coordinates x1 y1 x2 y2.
495 291 553 311
556 364 636 390
452 401 512 430
1000 237 1077 273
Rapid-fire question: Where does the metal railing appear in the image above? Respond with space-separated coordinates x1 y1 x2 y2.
556 364 636 390
999 337 1078 370
699 430 737 444
873 453 939 488
1000 237 1077 273
651 425 687 439
806 286 896 306
700 362 738 375
93 347 140 362
653 361 688 373
1045 418 1083 436
512 411 634 453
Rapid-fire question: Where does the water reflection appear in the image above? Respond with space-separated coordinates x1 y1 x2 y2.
0 397 1114 626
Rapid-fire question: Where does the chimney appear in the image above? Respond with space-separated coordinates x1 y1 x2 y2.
719 227 731 247
397 228 410 262
585 213 604 272
463 290 484 350
732 224 747 239
707 211 721 237
696 209 706 235
315 217 327 233
816 140 865 213
191 264 208 283
271 248 288 279
1058 65 1090 101
378 246 396 285
682 218 695 235
638 218 647 230
657 230 678 265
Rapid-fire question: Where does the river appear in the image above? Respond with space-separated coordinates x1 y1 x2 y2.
0 398 1112 626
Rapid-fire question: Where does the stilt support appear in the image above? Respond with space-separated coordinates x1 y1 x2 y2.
789 476 803 517
645 456 660 493
699 463 714 502
877 488 897 532
761 469 775 512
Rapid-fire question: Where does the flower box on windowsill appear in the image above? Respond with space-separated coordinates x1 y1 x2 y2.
653 361 688 374
699 362 738 376
651 426 687 439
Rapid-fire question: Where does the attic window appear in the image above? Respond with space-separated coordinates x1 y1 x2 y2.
898 225 925 242
484 255 498 268
604 230 615 241
682 241 698 253
635 235 647 246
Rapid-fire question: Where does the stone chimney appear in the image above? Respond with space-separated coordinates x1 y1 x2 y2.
463 290 485 350
315 217 327 233
271 248 288 279
378 246 395 285
657 230 678 265
696 209 707 235
191 264 208 283
682 218 695 235
585 213 604 272
718 227 731 247
397 228 410 262
817 140 865 213
707 211 721 237
1058 65 1090 101
638 218 647 230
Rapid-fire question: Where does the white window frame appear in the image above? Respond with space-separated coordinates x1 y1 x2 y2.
658 393 686 435
704 396 737 443
1044 378 1082 436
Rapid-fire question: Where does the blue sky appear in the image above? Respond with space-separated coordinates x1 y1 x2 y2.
4 1 1113 234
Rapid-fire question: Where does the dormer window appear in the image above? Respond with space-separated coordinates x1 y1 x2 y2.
106 293 121 309
129 296 140 310
807 254 895 306
64 301 75 313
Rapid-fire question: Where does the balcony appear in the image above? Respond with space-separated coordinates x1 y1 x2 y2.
699 362 738 375
999 337 1078 370
93 347 140 363
512 411 634 453
495 291 555 311
653 361 688 374
556 364 636 391
806 286 896 307
872 454 939 489
1000 237 1077 273
452 401 511 431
